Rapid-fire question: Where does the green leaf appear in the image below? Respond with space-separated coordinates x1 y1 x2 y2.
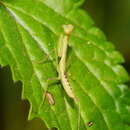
0 0 130 129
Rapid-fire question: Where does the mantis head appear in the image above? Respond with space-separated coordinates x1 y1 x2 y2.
62 24 74 35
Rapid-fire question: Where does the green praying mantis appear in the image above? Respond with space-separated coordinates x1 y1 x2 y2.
44 24 75 107
57 24 75 99
45 24 75 105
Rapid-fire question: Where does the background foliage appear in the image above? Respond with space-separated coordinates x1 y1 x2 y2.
0 0 130 130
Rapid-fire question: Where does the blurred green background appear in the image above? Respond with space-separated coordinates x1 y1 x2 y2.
0 0 130 130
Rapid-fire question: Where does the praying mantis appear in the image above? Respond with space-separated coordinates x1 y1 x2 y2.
57 24 75 99
45 24 75 106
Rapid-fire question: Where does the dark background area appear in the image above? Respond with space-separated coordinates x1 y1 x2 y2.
0 0 130 130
